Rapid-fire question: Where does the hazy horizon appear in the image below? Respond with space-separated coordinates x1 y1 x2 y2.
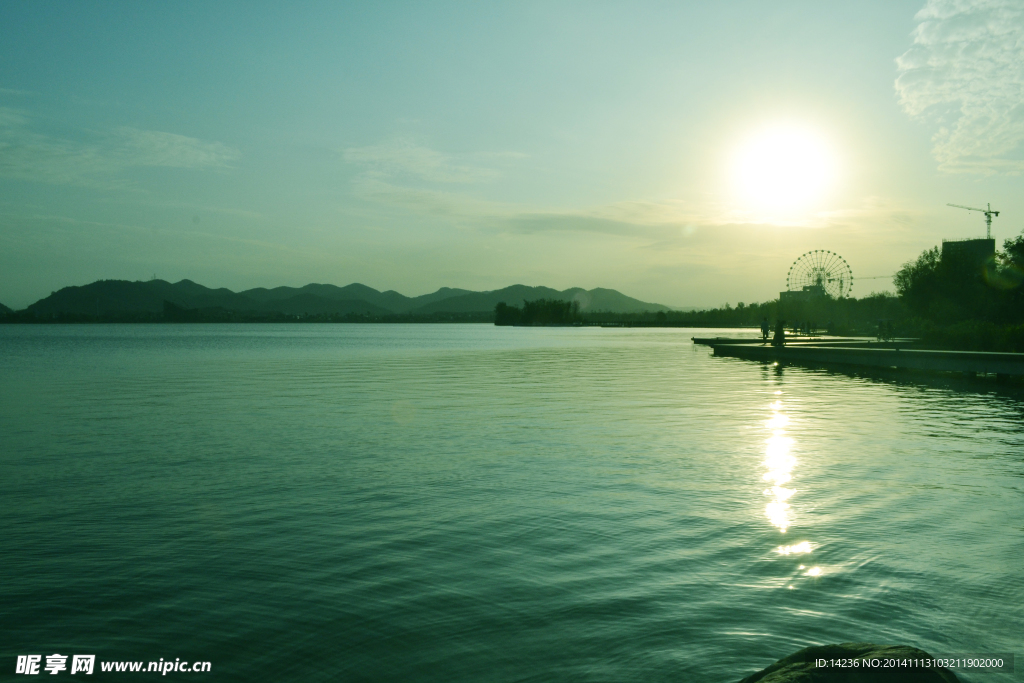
2 0 1022 309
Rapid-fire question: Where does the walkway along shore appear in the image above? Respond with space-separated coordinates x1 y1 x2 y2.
693 337 1024 378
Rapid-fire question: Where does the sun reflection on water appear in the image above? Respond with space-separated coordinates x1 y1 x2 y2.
762 394 824 585
777 541 812 555
763 400 796 532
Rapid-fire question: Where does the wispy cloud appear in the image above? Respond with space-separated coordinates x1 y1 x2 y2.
347 172 884 245
502 199 721 238
896 0 1024 174
505 212 665 237
0 107 240 187
584 200 698 227
0 106 30 128
115 128 239 169
343 137 726 238
351 177 645 233
349 178 513 218
343 139 906 252
1 210 312 259
815 196 920 226
344 139 499 183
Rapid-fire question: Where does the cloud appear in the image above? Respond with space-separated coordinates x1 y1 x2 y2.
502 200 720 237
350 178 512 218
816 196 920 226
0 106 30 128
115 128 239 169
350 177 682 237
344 140 911 254
896 0 1024 174
343 138 723 237
0 108 240 187
348 174 875 245
505 212 665 237
584 200 697 227
343 139 498 183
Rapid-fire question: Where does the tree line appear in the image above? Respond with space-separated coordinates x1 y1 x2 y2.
492 230 1024 351
494 299 580 326
892 231 1024 351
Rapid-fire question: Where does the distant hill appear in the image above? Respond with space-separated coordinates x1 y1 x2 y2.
250 293 392 316
27 280 393 317
0 302 12 315
406 287 476 310
21 279 671 318
27 279 254 316
571 287 671 313
409 285 670 314
239 283 472 313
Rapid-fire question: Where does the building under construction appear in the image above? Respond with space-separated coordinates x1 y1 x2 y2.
940 202 1000 277
941 237 995 267
779 285 826 303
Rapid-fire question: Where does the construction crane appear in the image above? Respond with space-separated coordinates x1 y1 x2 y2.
947 202 1000 239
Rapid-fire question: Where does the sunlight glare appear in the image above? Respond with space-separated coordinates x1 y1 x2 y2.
777 541 812 555
731 123 837 214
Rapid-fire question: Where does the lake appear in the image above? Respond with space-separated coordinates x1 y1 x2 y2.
2 324 1021 681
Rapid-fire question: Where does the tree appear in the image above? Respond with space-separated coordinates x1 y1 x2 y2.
895 234 1024 325
494 301 520 326
894 246 942 315
494 299 579 326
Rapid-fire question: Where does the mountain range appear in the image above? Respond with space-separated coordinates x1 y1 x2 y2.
14 279 671 317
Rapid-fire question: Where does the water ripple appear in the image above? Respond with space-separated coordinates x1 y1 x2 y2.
1 324 1021 682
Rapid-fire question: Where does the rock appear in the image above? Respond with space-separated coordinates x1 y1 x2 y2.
738 643 960 683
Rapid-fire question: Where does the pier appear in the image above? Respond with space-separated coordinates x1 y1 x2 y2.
694 337 1024 378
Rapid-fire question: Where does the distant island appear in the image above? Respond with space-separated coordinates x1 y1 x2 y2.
0 279 670 323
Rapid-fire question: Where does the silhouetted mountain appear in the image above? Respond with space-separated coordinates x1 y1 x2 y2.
409 285 669 314
572 287 671 313
239 283 471 313
0 302 12 315
27 279 255 316
408 287 475 308
241 283 401 310
27 280 394 317
261 293 391 316
21 279 670 318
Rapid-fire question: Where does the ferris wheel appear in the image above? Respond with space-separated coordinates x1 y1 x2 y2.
786 250 853 298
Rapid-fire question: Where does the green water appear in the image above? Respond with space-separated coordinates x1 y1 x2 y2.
2 324 1021 681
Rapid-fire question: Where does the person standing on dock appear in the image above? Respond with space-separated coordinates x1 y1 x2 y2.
761 317 770 342
772 320 786 347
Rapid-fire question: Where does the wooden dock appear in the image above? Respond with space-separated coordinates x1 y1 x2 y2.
691 336 904 348
703 341 1024 377
688 335 897 348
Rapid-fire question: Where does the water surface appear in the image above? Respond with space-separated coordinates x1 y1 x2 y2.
2 324 1022 681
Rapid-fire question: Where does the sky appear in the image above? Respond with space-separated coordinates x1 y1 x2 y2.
1 0 1023 309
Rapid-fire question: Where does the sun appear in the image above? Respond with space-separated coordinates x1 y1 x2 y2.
730 123 838 215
